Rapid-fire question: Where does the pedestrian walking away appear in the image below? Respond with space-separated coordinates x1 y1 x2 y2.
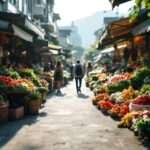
86 61 93 76
74 60 84 93
54 60 63 95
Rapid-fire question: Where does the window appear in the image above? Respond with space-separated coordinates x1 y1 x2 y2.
36 0 42 5
9 0 17 5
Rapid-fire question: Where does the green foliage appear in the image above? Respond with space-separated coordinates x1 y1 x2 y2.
0 67 20 79
91 75 98 81
32 78 42 87
130 77 143 90
140 84 150 94
15 85 28 91
82 49 95 61
73 46 84 60
129 0 150 22
132 117 150 138
141 57 150 68
19 69 36 79
107 80 130 93
29 91 40 100
0 95 8 105
82 40 98 61
38 87 49 93
133 67 150 80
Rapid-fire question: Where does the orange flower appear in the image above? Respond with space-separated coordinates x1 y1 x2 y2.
100 86 107 93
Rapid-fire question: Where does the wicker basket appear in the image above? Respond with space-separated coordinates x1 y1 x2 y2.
0 104 9 124
28 99 39 115
9 106 24 120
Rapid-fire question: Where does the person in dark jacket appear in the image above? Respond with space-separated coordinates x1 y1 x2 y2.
74 60 84 93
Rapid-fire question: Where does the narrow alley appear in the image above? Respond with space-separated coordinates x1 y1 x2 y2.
0 81 150 150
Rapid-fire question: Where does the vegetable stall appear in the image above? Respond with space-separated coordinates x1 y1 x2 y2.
87 57 150 140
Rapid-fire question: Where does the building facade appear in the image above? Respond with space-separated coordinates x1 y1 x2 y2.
0 0 59 41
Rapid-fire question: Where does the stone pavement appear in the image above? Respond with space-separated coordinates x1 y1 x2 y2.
0 80 150 150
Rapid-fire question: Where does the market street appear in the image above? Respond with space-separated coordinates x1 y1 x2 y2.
0 80 150 150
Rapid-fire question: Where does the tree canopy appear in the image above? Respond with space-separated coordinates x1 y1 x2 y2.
129 0 150 21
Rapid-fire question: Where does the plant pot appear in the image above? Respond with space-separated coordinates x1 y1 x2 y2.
9 106 24 120
109 112 118 118
92 100 97 106
101 107 109 113
0 104 9 124
28 99 39 115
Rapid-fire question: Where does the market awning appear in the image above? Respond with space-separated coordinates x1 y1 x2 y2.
12 24 33 42
109 0 131 8
25 19 45 39
100 47 114 54
100 44 127 53
49 49 59 55
48 43 62 50
132 19 150 35
0 12 45 39
97 17 136 50
97 32 130 50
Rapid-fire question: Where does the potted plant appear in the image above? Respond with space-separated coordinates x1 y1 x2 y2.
38 87 49 103
28 91 41 115
0 95 9 123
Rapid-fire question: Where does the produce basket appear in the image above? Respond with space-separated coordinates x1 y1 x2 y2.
28 99 40 115
9 106 24 120
129 103 150 112
100 107 109 113
109 112 118 118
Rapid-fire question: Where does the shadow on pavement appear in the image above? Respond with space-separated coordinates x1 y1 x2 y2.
141 141 150 149
77 93 89 99
38 112 48 117
0 110 48 147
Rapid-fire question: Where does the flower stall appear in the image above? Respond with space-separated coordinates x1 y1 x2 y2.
88 58 150 140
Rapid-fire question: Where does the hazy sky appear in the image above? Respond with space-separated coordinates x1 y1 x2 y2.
54 0 135 26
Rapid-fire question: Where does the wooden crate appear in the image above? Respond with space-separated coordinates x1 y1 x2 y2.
9 106 24 120
0 105 8 124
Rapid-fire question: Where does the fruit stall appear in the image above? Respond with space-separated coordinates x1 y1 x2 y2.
0 66 49 123
87 57 150 140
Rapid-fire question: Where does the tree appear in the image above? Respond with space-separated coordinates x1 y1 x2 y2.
82 40 99 61
73 46 84 60
129 0 150 21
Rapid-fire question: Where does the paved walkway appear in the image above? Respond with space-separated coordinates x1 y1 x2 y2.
0 80 150 150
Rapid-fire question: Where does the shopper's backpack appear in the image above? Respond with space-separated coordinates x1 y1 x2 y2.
75 64 83 76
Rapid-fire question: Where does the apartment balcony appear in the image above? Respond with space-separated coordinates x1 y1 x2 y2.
33 6 46 19
40 21 54 32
